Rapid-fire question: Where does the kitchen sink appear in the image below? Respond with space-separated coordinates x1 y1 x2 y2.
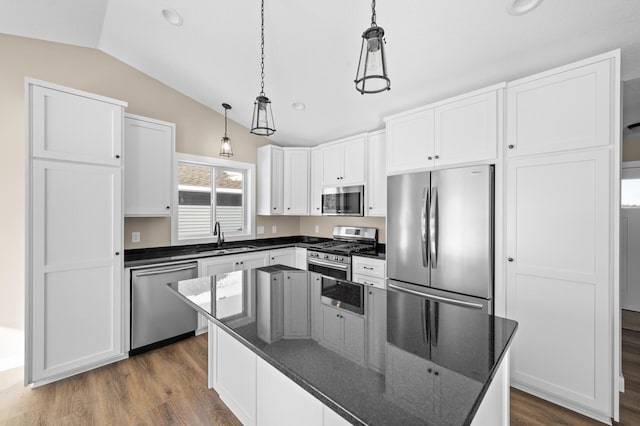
199 245 258 256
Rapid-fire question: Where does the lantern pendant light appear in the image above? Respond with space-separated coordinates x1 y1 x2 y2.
250 0 276 136
355 0 391 94
220 103 233 157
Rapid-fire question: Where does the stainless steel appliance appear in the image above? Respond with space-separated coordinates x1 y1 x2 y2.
387 165 494 313
320 276 365 315
307 226 377 280
130 261 198 354
322 185 365 216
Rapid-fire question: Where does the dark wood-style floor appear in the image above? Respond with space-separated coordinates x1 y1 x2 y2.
1 322 639 425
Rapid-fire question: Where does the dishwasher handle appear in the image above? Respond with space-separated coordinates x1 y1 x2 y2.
134 264 197 277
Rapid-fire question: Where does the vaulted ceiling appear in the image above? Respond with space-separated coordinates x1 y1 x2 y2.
2 0 640 146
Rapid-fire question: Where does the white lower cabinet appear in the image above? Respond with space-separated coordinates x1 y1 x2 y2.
320 304 365 364
269 248 296 267
295 247 308 269
210 323 353 426
365 287 386 373
283 271 310 338
257 357 323 426
212 326 257 426
197 251 269 332
506 149 612 420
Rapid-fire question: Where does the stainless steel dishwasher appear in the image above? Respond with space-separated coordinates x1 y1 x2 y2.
130 261 198 354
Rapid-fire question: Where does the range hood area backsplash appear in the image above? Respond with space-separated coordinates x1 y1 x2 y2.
123 216 386 250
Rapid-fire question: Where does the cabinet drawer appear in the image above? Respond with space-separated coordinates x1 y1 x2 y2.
352 256 386 279
352 274 385 290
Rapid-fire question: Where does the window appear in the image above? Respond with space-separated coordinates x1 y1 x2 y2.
622 165 640 208
172 153 255 244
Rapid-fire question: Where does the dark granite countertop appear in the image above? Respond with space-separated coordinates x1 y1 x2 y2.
168 267 517 426
124 236 386 267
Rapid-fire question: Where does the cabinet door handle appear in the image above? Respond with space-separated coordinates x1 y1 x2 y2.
434 155 439 159
287 207 291 210
428 156 433 160
369 206 373 210
508 144 515 149
508 257 514 262
166 206 170 209
115 154 120 159
369 291 373 295
240 261 244 265
115 252 120 256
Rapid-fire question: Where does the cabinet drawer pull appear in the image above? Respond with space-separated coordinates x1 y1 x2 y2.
115 154 120 159
434 155 439 159
363 266 374 270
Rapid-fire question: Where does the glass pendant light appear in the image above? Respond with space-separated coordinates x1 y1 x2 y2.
355 0 391 94
220 103 233 157
250 0 276 136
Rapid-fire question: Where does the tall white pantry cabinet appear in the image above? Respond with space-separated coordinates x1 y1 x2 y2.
26 79 128 386
505 51 620 423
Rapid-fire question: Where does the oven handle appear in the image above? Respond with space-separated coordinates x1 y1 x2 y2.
307 258 350 271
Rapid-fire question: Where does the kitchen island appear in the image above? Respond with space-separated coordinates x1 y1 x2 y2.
168 266 517 426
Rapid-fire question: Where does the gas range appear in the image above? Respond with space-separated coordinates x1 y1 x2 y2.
306 226 378 280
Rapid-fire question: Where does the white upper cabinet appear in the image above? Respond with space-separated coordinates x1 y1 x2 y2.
257 145 284 215
384 86 501 175
309 147 322 216
30 84 126 166
385 108 435 174
283 148 310 215
506 59 611 157
366 130 386 216
124 114 174 217
434 90 498 166
320 135 366 186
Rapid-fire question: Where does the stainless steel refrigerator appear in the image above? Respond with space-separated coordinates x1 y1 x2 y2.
387 165 494 313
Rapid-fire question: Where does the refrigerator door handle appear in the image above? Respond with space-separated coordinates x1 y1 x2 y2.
388 283 485 310
429 186 439 268
421 187 430 268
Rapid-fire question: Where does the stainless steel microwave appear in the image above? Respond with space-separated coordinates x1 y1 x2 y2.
321 185 364 216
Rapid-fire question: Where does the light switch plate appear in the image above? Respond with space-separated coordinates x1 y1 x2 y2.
257 226 265 235
272 225 277 234
314 225 320 233
132 232 140 243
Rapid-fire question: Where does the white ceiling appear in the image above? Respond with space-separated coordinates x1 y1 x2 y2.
2 0 640 146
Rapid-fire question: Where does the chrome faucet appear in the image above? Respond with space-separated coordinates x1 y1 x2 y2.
213 221 224 247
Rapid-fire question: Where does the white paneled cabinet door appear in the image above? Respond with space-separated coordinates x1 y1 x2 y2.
506 149 611 419
124 114 174 216
31 160 122 383
385 108 435 174
310 148 322 216
257 145 284 215
31 85 124 166
283 148 309 215
434 90 498 166
321 143 343 185
342 136 366 185
366 131 386 216
506 59 611 157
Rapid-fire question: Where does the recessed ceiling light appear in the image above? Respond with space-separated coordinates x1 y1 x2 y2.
292 102 306 110
162 8 183 26
506 0 543 15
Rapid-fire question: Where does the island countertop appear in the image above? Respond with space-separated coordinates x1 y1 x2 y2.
168 267 517 426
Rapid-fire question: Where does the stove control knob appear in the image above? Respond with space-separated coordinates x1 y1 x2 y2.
324 254 329 259
334 256 339 261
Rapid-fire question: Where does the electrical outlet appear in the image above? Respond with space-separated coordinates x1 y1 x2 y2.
314 225 320 233
272 225 277 234
257 226 265 235
132 232 140 243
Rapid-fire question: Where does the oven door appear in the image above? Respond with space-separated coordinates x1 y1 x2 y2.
307 258 350 280
322 186 364 216
320 276 364 315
